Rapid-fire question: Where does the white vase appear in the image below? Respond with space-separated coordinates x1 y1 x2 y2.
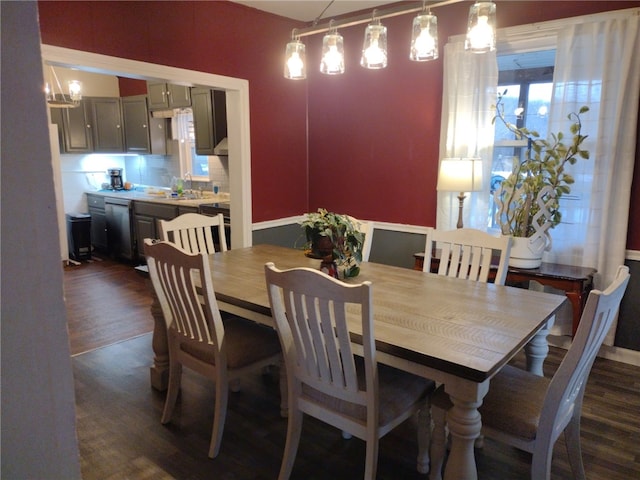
509 235 547 269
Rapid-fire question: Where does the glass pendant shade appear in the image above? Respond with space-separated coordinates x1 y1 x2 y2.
410 13 438 62
68 80 83 101
284 38 306 79
360 20 387 69
465 1 496 53
320 30 345 75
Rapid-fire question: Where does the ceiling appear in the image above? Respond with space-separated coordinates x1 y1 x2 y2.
231 1 393 22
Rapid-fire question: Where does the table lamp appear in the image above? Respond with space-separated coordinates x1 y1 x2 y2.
437 157 483 228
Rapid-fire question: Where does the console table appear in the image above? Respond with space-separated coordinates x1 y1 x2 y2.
413 252 596 336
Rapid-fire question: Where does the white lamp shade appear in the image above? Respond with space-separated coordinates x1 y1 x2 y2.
437 157 483 192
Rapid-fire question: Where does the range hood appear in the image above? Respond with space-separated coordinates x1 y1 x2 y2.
213 137 228 155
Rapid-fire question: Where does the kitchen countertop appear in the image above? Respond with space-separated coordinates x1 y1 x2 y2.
87 189 230 209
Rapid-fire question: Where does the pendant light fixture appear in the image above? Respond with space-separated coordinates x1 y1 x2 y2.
320 20 345 75
282 0 495 80
410 3 439 62
360 10 387 69
45 65 83 108
284 29 306 80
465 1 496 53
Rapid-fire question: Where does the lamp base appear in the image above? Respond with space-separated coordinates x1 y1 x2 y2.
456 192 467 229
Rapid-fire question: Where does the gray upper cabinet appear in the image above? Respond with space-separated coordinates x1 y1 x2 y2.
191 88 227 156
90 97 124 153
51 96 124 153
59 98 93 153
147 82 191 110
122 95 167 155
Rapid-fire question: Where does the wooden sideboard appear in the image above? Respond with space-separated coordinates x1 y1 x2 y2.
413 252 596 336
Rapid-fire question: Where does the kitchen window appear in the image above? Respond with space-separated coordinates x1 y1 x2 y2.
175 109 210 181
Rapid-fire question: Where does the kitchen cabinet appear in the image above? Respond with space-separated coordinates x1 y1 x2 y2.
147 82 191 110
133 201 198 259
59 98 93 153
191 88 227 156
87 194 107 252
52 96 124 153
90 97 124 152
122 95 167 154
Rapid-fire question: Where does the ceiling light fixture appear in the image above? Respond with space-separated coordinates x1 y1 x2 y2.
283 0 493 80
465 1 496 53
360 10 388 69
45 65 83 108
320 20 345 75
410 2 439 62
284 29 306 80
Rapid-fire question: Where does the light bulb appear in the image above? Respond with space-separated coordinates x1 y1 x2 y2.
68 80 82 101
410 13 438 62
284 38 306 79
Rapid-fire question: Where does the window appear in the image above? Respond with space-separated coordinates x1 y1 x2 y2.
175 109 211 181
488 50 555 229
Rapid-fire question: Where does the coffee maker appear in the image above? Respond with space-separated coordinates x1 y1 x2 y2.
108 168 124 190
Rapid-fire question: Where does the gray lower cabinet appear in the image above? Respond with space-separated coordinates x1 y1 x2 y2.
133 201 198 259
87 194 107 252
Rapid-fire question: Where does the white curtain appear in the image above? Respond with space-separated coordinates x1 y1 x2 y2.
437 41 497 231
547 12 640 343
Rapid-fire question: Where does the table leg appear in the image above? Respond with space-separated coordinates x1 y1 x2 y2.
524 316 555 376
148 285 169 391
442 380 489 480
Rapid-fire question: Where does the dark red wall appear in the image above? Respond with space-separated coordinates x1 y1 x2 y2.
38 0 309 222
37 1 640 249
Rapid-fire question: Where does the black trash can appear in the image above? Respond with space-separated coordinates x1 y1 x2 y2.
66 213 92 261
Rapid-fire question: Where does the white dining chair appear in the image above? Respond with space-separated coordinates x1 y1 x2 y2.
422 228 512 285
429 265 630 480
158 212 228 254
144 239 281 458
265 262 434 479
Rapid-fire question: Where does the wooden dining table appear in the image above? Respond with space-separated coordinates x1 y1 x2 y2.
147 244 567 480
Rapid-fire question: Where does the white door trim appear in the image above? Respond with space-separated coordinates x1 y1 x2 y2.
41 44 253 248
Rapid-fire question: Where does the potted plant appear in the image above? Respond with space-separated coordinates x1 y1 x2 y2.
493 93 589 268
299 208 364 279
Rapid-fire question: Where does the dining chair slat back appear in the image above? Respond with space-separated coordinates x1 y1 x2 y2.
429 265 630 480
264 262 434 479
144 239 281 459
159 212 227 254
423 228 512 285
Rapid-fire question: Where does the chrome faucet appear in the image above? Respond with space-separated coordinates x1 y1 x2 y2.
184 172 192 194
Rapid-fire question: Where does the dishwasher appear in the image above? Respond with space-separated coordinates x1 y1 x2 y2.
104 197 134 260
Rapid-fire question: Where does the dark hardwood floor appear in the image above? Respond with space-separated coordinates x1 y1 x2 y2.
64 256 154 356
66 257 640 479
